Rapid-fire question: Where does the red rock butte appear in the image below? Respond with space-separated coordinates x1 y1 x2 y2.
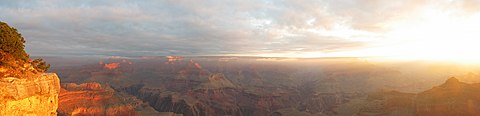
104 63 120 70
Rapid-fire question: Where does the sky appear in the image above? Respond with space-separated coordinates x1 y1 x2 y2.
1 0 480 60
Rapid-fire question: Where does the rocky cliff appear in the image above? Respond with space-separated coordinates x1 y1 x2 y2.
0 73 60 116
415 77 480 116
57 82 164 116
57 82 138 116
356 77 480 116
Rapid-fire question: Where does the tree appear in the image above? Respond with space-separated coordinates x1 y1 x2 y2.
0 21 49 72
0 21 29 61
31 58 50 72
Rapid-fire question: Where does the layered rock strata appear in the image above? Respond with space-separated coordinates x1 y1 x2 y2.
0 73 60 116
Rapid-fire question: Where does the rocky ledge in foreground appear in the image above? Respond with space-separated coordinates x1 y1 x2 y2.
0 73 60 116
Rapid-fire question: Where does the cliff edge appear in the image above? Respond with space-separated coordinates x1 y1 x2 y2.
0 73 60 116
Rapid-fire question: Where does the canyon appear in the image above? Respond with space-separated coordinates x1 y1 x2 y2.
44 56 480 116
52 57 363 115
2 56 480 115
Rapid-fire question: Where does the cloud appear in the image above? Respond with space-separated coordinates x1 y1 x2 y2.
0 0 477 57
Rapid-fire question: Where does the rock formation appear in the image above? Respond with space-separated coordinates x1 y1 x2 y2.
357 77 480 116
0 73 60 116
1 21 58 115
415 77 480 116
57 82 139 116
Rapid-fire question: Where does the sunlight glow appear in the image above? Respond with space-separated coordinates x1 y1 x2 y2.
380 6 480 63
292 6 480 63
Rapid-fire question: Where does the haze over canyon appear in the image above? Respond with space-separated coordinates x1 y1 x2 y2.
2 0 480 116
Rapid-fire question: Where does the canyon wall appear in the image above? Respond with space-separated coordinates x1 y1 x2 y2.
0 73 60 116
57 82 138 116
356 77 480 116
57 82 166 116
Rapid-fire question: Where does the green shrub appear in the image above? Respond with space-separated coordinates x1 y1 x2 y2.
0 21 29 61
32 58 50 72
0 21 49 73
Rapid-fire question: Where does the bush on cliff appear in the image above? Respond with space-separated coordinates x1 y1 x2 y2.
31 58 50 72
0 22 28 61
0 21 50 77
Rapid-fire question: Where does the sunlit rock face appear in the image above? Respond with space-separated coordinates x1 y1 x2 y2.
57 82 138 116
99 59 132 70
0 73 60 116
165 56 183 64
104 62 120 70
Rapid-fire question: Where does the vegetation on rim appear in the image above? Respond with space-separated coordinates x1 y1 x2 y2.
0 21 50 77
